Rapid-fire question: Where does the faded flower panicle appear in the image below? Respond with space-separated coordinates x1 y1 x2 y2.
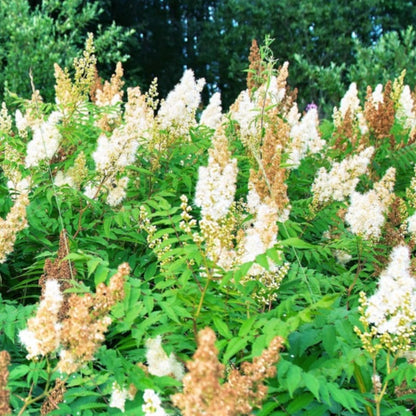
58 263 129 374
25 111 62 168
145 335 184 381
199 92 223 129
356 246 416 354
208 55 292 300
246 39 265 91
19 279 63 359
364 81 396 142
109 382 136 413
21 259 129 374
248 119 290 215
171 327 284 416
234 64 292 215
39 229 75 321
0 192 29 263
0 351 11 416
156 69 205 138
311 146 374 207
345 167 396 240
142 389 168 416
373 167 397 207
40 378 66 415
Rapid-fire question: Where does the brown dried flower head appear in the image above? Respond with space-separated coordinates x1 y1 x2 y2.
94 62 125 131
38 229 75 321
0 192 29 264
247 39 266 92
0 351 11 416
171 327 284 416
364 81 396 146
58 263 129 374
40 378 66 415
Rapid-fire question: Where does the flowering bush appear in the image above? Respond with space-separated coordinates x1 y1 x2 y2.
1 36 416 416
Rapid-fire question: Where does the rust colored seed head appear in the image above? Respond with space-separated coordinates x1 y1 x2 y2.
0 351 11 416
172 328 284 416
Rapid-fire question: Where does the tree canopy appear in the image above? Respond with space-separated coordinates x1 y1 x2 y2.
3 0 416 116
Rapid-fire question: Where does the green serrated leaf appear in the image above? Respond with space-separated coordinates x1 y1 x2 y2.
213 315 232 338
94 263 109 286
286 392 314 413
238 316 256 338
303 373 321 400
223 337 248 363
280 237 317 249
9 364 30 380
286 364 303 397
87 258 101 278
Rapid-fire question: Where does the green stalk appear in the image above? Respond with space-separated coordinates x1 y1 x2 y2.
354 364 374 416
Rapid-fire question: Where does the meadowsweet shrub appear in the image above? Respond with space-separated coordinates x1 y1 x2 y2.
1 36 416 416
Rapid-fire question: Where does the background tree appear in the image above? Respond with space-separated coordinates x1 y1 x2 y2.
107 0 416 116
3 0 416 117
0 0 133 104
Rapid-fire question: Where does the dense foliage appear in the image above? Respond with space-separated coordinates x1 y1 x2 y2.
1 36 416 415
0 0 133 104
